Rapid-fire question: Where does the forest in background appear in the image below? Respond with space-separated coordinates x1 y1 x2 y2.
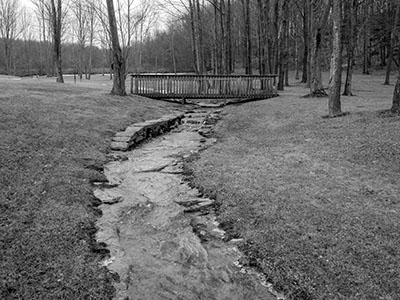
0 0 399 87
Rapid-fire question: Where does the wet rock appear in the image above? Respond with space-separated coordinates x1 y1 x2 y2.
102 196 123 205
198 128 213 138
183 199 215 213
112 136 132 143
106 153 128 162
110 141 130 151
93 189 122 205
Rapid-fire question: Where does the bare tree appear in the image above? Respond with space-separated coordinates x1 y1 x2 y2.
278 0 289 90
384 1 400 85
301 0 310 83
188 0 206 74
50 0 64 83
309 0 331 96
19 7 35 75
106 0 126 95
241 0 252 74
86 0 97 79
328 0 342 117
71 0 87 80
342 0 358 96
0 0 20 75
257 0 269 74
32 0 52 76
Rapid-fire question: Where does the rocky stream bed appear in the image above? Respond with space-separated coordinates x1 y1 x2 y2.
94 109 282 300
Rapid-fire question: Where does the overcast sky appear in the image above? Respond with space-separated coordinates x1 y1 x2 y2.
20 0 34 9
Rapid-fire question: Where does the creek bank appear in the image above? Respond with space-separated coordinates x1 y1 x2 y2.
94 109 281 300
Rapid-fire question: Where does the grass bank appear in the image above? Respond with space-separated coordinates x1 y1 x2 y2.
188 73 400 299
0 77 180 299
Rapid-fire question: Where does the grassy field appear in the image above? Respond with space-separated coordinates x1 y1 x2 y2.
188 72 400 299
0 76 180 299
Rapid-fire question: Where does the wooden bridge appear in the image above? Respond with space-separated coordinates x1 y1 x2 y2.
130 74 278 101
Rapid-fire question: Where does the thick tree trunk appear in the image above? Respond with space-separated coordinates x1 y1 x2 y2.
278 0 289 90
329 0 343 117
50 0 64 83
4 41 12 75
106 0 126 95
392 76 400 113
301 0 309 83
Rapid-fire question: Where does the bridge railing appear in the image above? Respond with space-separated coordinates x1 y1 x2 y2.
130 74 278 99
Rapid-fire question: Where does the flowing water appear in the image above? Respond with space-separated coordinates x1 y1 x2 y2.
95 111 280 300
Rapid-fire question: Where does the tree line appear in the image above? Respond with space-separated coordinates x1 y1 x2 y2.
0 0 399 112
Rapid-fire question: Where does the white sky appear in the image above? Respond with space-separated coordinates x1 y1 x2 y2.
20 0 34 9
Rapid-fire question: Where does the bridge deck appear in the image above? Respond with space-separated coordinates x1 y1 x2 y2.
130 74 278 100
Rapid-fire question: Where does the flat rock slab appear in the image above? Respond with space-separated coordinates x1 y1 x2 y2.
110 113 184 151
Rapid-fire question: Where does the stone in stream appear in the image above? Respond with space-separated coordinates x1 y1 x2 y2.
110 114 183 151
180 198 215 213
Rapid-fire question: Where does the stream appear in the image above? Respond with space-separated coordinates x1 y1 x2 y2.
94 110 280 300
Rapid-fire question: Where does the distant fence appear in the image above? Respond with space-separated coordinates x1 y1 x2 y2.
130 74 278 100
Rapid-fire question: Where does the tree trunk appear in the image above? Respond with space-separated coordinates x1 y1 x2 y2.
384 2 400 85
50 0 64 83
106 0 126 95
226 0 232 74
343 0 356 96
242 0 252 74
189 0 205 74
362 0 370 75
195 0 206 74
213 1 220 74
309 0 330 96
189 0 199 73
295 19 300 80
392 76 400 113
278 0 289 90
329 0 343 117
257 0 269 75
271 0 279 74
301 0 309 83
220 0 227 73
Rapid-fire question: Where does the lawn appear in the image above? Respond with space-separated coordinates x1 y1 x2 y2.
188 72 400 300
0 76 181 299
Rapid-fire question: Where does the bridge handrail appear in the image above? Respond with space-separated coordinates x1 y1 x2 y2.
129 73 278 99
